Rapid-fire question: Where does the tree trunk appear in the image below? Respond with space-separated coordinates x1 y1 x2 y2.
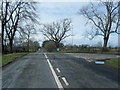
55 41 59 48
9 39 13 53
2 23 4 54
27 40 29 52
27 35 30 52
1 0 4 54
103 36 109 51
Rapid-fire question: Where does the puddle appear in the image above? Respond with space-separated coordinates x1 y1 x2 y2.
95 61 105 64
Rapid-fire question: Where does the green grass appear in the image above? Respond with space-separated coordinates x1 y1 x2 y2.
106 58 120 70
0 53 27 67
101 52 119 54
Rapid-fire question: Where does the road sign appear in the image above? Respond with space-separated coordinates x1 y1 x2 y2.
57 48 60 51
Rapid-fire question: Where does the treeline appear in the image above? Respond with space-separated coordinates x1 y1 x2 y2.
42 40 119 54
61 45 119 54
4 38 39 54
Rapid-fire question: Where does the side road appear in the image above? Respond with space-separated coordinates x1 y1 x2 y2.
65 53 119 61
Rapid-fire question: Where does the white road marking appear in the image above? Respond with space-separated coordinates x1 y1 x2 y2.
44 53 63 89
86 60 92 62
62 77 69 86
56 68 61 73
44 54 48 59
51 60 54 62
81 56 94 62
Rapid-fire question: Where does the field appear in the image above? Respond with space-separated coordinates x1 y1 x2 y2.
61 47 119 55
106 58 120 70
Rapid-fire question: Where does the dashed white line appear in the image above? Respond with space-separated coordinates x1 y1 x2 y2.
44 53 64 89
56 68 61 73
62 77 69 86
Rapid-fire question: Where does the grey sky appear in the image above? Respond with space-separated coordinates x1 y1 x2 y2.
33 2 118 47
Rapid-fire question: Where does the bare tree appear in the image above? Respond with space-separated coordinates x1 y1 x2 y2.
42 18 72 48
1 0 22 53
2 1 38 53
20 24 36 52
79 1 120 50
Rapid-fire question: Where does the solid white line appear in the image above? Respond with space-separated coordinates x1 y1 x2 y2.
62 77 69 86
56 68 61 73
44 53 64 89
44 54 48 58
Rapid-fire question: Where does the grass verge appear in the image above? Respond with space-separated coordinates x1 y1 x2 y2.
0 53 27 67
105 58 120 70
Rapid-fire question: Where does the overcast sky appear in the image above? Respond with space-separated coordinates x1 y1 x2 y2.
33 2 118 47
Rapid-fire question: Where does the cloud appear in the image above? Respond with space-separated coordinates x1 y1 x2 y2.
35 2 118 47
37 2 88 17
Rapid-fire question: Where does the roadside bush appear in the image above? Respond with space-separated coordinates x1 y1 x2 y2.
44 41 57 52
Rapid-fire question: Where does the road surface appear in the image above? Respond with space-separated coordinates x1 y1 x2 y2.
2 52 119 89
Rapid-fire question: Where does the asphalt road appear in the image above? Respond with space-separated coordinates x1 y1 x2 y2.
2 53 58 88
2 52 119 89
